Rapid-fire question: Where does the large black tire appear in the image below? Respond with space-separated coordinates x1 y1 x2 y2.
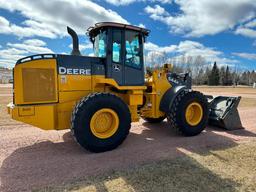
71 93 131 152
168 90 209 136
142 116 166 123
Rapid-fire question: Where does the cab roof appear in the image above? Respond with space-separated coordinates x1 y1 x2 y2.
87 22 150 37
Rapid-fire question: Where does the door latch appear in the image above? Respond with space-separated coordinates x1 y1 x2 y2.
113 64 120 72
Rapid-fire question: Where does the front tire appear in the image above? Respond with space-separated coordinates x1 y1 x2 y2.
168 90 209 136
71 93 131 152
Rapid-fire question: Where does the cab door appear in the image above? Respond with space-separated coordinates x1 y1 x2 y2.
123 31 144 86
110 29 123 85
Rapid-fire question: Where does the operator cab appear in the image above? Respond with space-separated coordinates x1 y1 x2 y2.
88 22 150 86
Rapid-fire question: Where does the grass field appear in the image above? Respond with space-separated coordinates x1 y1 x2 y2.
39 86 256 192
38 142 256 192
194 86 256 108
194 86 256 95
1 85 256 192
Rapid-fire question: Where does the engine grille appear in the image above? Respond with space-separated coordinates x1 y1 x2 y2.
22 68 56 103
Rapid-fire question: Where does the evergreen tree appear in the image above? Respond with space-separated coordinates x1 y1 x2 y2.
224 66 232 85
219 66 225 85
205 67 211 85
208 62 220 85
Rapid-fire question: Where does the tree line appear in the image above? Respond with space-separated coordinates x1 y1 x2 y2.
146 53 256 86
180 61 256 86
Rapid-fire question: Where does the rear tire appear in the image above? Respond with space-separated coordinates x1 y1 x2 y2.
71 93 131 152
142 116 166 123
168 90 209 136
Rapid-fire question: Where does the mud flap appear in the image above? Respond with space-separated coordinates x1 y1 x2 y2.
207 96 243 130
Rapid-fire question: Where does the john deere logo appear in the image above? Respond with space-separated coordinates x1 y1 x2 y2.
58 67 91 75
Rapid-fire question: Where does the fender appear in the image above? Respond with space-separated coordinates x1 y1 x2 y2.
159 85 187 113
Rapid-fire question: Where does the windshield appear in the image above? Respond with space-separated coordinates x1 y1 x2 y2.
125 31 142 69
93 30 107 57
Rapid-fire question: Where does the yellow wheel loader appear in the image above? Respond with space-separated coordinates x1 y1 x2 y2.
7 22 242 152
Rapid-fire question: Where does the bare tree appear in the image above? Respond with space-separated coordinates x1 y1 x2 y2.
192 56 207 84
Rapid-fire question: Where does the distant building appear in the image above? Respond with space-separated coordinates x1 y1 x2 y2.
0 67 13 84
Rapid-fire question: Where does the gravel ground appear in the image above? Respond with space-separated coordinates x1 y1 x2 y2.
1 85 256 192
0 107 256 192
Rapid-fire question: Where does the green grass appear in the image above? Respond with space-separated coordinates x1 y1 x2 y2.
37 141 256 192
239 97 256 108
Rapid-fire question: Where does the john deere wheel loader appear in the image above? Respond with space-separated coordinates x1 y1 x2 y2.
7 22 242 152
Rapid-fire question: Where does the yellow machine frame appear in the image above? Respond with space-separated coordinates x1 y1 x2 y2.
8 58 155 130
141 65 172 119
8 59 173 130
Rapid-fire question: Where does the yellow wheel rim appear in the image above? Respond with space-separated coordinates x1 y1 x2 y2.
185 102 203 126
90 108 119 139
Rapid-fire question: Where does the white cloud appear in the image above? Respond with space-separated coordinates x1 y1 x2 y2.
145 5 169 16
0 0 128 38
23 39 46 47
0 39 53 68
235 27 256 38
144 0 256 37
233 52 256 60
0 16 59 38
105 0 172 6
176 41 222 59
68 42 93 51
80 44 93 51
245 19 256 28
7 42 52 54
145 42 176 52
235 19 256 38
138 23 146 28
105 0 138 5
153 0 172 3
0 16 10 31
145 40 237 66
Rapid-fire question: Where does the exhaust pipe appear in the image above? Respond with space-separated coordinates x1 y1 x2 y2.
67 26 81 56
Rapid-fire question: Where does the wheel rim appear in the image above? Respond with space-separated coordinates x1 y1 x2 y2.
90 108 119 139
185 102 203 126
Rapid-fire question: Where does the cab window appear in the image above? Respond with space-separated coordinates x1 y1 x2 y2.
125 31 142 69
112 30 122 63
94 30 107 57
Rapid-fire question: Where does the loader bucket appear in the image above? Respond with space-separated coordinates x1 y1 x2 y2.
208 96 243 130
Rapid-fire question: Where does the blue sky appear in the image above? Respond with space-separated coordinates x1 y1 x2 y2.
0 0 256 71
